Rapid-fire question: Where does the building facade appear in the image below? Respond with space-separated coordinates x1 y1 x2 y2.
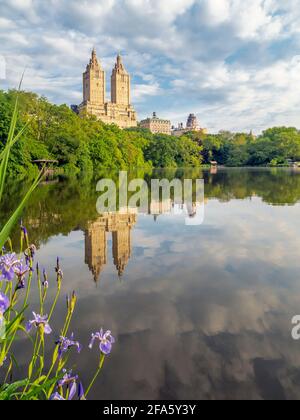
78 49 137 129
85 212 137 283
140 112 171 135
172 114 207 137
186 113 198 130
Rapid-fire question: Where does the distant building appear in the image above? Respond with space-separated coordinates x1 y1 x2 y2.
186 113 198 130
85 212 137 283
78 49 137 129
71 105 79 114
140 112 171 135
172 114 207 137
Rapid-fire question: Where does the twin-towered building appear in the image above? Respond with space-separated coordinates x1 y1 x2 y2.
78 49 137 129
85 212 137 283
77 49 206 135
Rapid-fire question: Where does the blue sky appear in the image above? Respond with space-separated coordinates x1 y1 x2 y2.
0 0 300 133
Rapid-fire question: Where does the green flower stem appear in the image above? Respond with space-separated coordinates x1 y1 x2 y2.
46 311 74 397
85 354 105 398
21 256 33 311
48 284 61 322
20 332 39 399
6 282 13 323
61 311 73 338
5 281 11 299
20 234 23 256
10 285 19 309
45 303 74 395
37 270 43 316
43 357 57 387
3 356 12 384
23 272 33 311
4 328 18 360
21 328 44 399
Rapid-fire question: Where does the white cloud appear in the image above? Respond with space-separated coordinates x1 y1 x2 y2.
0 0 300 131
202 0 231 25
0 18 15 29
132 82 162 102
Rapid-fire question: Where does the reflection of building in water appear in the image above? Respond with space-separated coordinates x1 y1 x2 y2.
85 197 205 281
150 199 173 216
150 197 206 222
85 222 107 283
85 212 137 283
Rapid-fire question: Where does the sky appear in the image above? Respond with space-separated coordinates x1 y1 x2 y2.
0 0 300 133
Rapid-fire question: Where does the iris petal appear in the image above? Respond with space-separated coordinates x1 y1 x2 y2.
26 322 32 333
44 323 52 335
68 381 77 400
100 340 112 355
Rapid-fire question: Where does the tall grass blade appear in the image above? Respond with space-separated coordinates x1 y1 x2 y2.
0 72 26 199
0 169 43 249
0 120 31 162
0 96 19 202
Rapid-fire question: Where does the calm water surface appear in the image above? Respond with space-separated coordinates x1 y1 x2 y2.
3 168 300 400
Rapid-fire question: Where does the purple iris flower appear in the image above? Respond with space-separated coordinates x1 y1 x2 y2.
24 244 37 264
29 244 36 258
13 263 30 291
14 263 30 279
55 257 63 279
58 370 78 387
26 312 52 335
89 329 115 355
0 253 20 281
42 269 49 289
50 386 82 401
78 382 85 400
50 375 85 401
49 392 66 401
21 226 28 237
0 292 9 315
0 293 9 335
57 370 79 401
16 279 25 290
56 333 82 360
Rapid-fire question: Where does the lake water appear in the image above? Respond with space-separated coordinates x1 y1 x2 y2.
3 167 300 400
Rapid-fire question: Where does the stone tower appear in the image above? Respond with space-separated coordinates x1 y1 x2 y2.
111 54 130 106
85 221 107 283
84 213 137 282
186 114 199 130
112 226 132 277
79 50 137 128
83 48 105 105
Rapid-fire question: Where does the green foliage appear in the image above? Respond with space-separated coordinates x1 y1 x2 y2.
144 134 202 167
0 90 43 248
198 129 300 167
0 90 203 177
1 89 300 174
248 127 300 166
